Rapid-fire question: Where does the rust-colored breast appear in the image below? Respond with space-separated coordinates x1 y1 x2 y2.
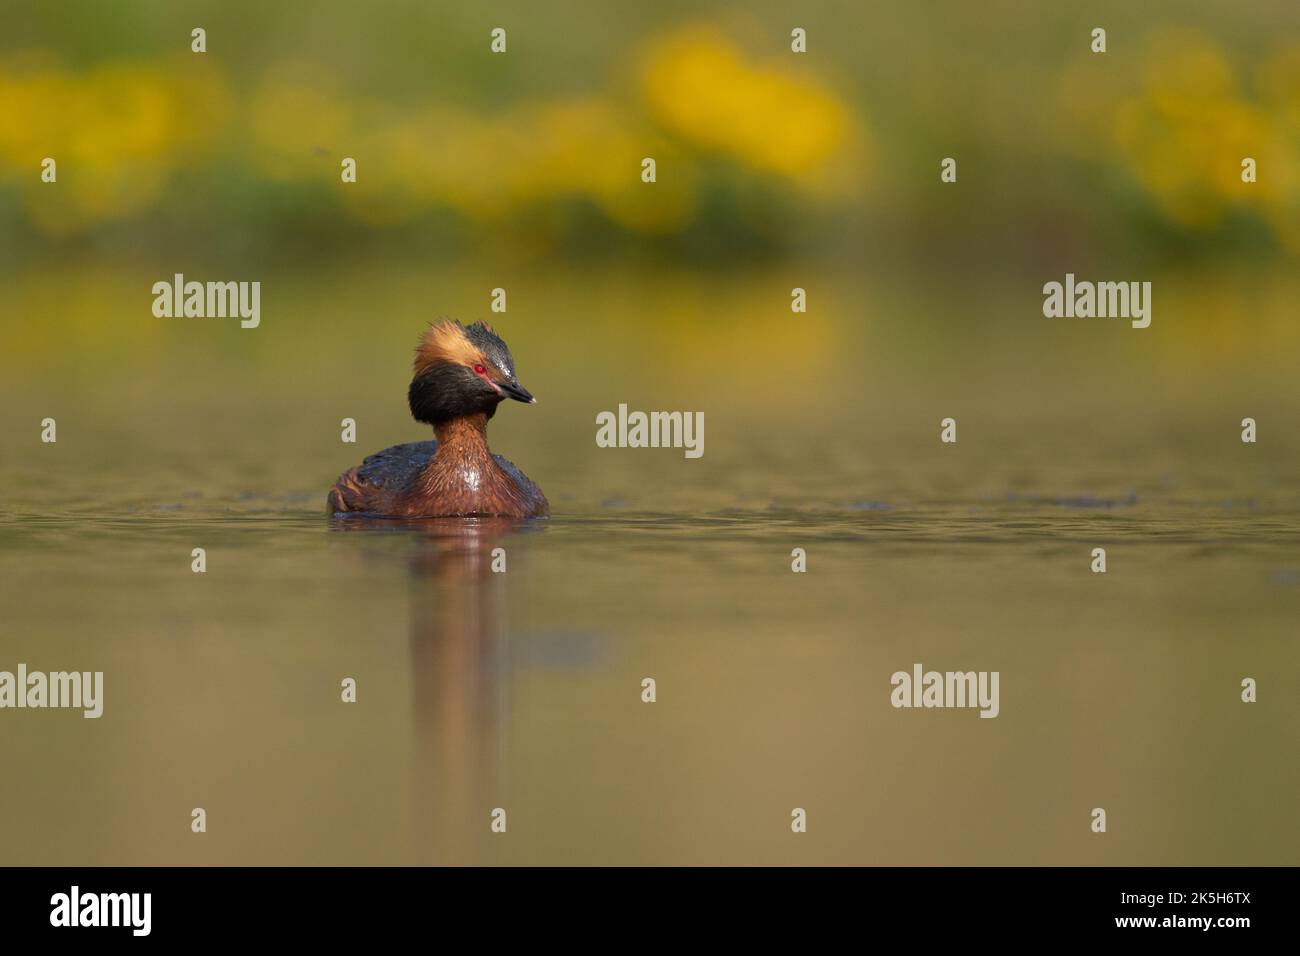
328 439 547 518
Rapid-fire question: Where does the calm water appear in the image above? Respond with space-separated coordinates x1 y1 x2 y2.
3 465 1298 865
2 266 1298 865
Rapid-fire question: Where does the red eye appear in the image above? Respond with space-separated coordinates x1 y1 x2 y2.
473 363 486 375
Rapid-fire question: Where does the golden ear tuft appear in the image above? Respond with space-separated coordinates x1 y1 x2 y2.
415 320 482 374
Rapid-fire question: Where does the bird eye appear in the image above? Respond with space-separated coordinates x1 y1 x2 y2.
473 363 486 375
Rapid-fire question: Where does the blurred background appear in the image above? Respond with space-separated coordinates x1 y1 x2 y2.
1 1 1297 865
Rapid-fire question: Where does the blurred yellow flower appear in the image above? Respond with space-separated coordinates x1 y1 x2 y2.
0 53 231 234
1 23 868 240
332 97 694 233
1257 45 1300 130
1056 27 1300 241
638 26 864 193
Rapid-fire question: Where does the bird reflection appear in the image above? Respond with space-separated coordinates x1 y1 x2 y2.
333 514 540 863
410 516 537 863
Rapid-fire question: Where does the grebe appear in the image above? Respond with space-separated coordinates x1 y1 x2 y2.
328 320 548 518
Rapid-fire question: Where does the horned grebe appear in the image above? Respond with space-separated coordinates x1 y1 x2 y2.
328 320 548 518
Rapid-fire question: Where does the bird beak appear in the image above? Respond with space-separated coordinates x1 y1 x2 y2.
498 379 536 404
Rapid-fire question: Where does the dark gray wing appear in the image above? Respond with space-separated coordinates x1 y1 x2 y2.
356 441 439 490
492 453 533 491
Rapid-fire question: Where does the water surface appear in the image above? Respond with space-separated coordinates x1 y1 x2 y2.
1 266 1298 865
